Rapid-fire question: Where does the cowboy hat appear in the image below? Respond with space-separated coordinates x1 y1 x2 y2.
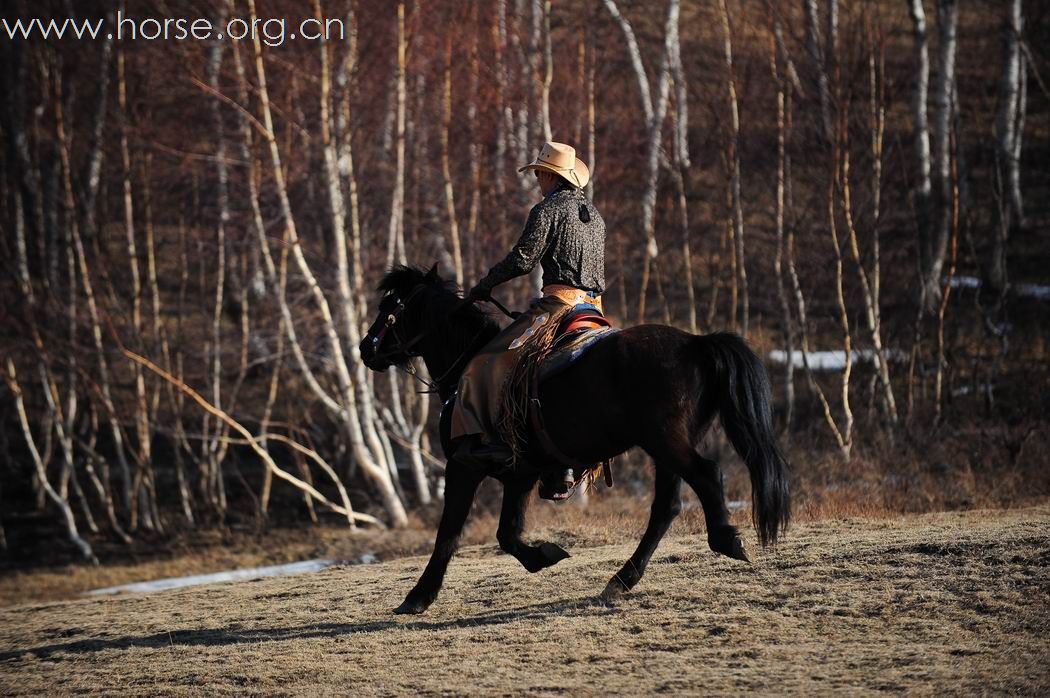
518 141 590 189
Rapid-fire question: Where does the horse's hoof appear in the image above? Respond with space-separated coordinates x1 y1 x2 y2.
539 542 570 566
600 577 629 604
393 597 430 615
709 527 751 563
729 537 751 563
523 542 570 572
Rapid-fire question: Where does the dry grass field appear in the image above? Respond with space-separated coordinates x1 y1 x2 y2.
1 505 1048 695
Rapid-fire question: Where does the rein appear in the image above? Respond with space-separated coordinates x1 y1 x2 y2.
485 296 521 320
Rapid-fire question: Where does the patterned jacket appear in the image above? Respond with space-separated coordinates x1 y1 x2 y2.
474 183 606 295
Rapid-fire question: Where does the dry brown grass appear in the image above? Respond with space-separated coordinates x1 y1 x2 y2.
0 491 641 608
1 505 1047 695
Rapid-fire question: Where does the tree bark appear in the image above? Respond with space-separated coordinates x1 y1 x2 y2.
804 0 833 143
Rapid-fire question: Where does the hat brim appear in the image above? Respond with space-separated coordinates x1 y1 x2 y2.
519 157 590 189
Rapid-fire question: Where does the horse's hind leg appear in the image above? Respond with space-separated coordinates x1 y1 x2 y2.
497 472 570 573
394 460 484 615
678 454 749 562
601 467 682 602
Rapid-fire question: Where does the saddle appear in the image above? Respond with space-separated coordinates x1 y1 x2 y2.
556 305 613 338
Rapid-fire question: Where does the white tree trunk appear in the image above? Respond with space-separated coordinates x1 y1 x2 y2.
769 19 795 429
540 0 553 142
602 0 654 125
5 361 95 562
386 1 408 272
441 36 465 289
638 0 678 324
925 0 959 308
204 26 229 517
907 0 934 305
994 0 1025 288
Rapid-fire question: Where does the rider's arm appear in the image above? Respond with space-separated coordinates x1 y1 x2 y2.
472 203 553 295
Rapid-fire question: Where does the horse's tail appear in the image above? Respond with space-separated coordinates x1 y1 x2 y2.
695 332 791 546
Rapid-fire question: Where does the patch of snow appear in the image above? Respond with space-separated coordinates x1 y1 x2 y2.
768 349 906 372
726 500 749 513
358 553 378 565
950 275 982 289
85 558 338 596
946 276 1049 300
1016 283 1050 300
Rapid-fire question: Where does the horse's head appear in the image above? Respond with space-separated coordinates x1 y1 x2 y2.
360 265 442 371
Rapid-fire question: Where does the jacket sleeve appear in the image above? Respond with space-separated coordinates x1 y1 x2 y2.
474 203 553 292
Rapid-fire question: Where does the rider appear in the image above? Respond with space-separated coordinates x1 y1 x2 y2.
451 141 606 496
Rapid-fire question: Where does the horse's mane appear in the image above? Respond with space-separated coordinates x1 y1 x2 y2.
377 265 453 296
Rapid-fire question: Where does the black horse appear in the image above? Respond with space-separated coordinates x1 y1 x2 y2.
360 265 790 614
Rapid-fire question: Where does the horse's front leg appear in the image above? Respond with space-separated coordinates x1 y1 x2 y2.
394 459 485 615
496 471 570 573
601 466 682 602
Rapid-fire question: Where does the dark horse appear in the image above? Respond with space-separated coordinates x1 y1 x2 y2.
360 265 790 614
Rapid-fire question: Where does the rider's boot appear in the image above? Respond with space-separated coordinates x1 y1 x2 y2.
453 434 514 474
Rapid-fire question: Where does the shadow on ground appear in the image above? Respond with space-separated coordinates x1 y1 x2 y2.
0 596 617 663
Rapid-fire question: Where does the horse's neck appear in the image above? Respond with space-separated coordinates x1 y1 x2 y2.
421 313 492 401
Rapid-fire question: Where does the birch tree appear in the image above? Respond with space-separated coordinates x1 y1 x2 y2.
601 0 679 324
769 13 795 429
441 34 465 288
245 0 407 527
4 361 95 562
118 40 164 532
924 0 959 310
386 0 408 272
992 0 1026 290
718 0 748 336
56 61 135 521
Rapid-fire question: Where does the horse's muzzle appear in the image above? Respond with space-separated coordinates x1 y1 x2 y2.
359 338 390 372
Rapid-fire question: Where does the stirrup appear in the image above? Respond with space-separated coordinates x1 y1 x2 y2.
538 469 574 501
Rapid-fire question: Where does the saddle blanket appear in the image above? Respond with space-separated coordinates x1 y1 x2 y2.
538 327 620 383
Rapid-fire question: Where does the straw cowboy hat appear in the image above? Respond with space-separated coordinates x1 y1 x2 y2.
518 141 590 189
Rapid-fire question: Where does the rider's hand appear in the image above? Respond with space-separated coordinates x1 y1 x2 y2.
466 284 491 303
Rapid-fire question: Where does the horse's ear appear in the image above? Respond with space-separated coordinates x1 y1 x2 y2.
425 264 439 281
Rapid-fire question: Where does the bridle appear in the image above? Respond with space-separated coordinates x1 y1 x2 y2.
369 284 428 364
366 283 489 395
